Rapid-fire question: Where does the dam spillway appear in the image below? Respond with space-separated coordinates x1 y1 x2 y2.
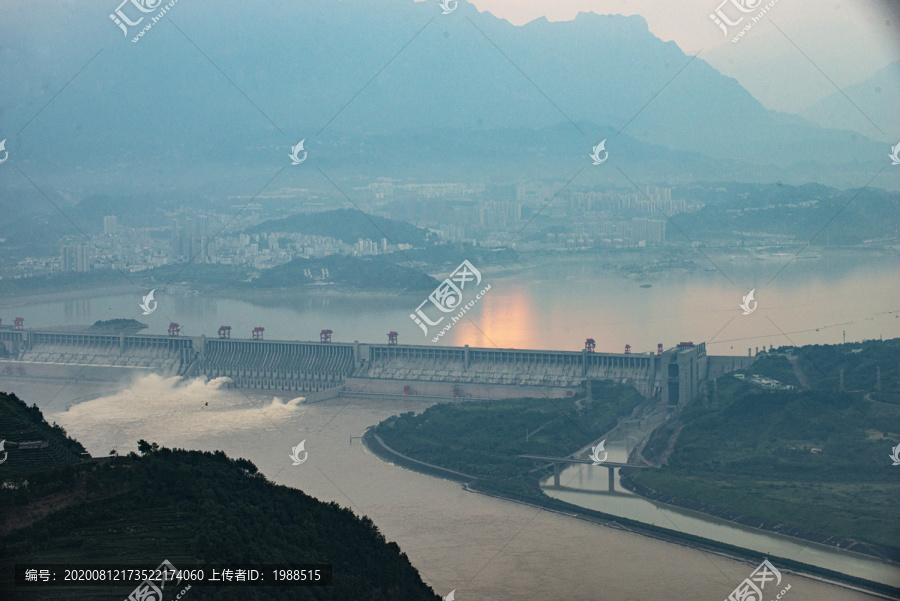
0 327 748 405
200 338 355 392
0 329 193 381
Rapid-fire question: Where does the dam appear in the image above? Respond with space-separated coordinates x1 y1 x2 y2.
0 326 752 405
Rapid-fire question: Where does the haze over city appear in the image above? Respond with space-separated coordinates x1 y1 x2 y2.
0 1 898 600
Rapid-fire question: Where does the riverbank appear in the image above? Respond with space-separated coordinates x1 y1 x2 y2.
4 245 893 305
33 375 893 600
617 471 900 563
0 283 138 307
363 426 900 599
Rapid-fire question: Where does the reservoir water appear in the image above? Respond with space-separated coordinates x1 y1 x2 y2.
1 251 898 598
4 251 899 355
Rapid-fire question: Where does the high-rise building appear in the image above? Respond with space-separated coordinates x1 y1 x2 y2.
631 218 666 246
61 244 91 272
75 244 90 272
170 219 181 257
197 215 209 238
197 235 211 263
103 215 117 236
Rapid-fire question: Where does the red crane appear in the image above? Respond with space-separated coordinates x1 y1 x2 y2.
218 325 231 339
387 331 398 345
657 343 663 355
168 323 181 336
252 327 265 340
624 344 631 354
584 338 596 353
320 329 333 343
14 317 24 331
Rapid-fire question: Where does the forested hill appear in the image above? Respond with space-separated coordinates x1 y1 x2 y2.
0 392 439 601
0 391 87 472
633 339 900 555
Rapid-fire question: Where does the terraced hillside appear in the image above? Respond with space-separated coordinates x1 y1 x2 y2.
0 392 87 473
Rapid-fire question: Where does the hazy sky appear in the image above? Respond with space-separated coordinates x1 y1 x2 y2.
429 0 900 114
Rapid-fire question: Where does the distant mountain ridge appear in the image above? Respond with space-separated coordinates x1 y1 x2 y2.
0 0 894 197
800 61 900 138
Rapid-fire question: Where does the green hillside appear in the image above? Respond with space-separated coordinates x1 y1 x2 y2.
790 338 900 399
671 183 900 245
373 382 644 498
89 319 149 333
0 392 87 474
634 340 900 552
0 393 440 601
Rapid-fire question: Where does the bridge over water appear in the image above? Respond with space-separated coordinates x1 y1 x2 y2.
0 326 751 404
519 454 653 491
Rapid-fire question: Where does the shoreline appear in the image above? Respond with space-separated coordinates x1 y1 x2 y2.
0 283 138 308
362 426 900 599
617 471 900 564
1 245 894 306
0 281 427 315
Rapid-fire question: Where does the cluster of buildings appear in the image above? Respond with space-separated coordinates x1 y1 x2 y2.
566 186 688 216
371 182 687 249
545 218 666 249
212 232 410 270
18 215 414 277
170 215 215 264
59 244 91 273
3 182 692 280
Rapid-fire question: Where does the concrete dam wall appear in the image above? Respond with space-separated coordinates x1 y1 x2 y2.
0 327 720 404
200 338 354 392
0 329 192 383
